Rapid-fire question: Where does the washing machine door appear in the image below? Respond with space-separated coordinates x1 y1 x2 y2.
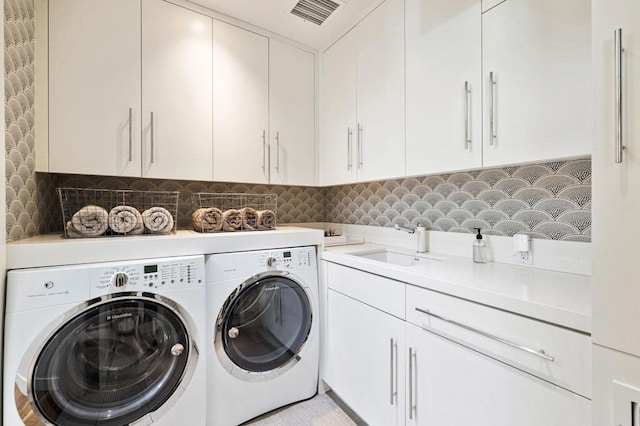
216 271 312 379
18 292 198 426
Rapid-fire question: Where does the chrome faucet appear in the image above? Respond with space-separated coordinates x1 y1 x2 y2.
395 223 428 253
394 224 415 234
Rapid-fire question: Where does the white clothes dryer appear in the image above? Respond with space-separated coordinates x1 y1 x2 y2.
205 246 319 426
3 255 207 426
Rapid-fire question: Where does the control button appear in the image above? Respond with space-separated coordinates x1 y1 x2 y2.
44 281 54 289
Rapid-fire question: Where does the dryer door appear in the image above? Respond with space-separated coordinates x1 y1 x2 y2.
217 272 312 377
21 293 197 426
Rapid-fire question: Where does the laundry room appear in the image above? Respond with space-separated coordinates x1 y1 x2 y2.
0 0 638 425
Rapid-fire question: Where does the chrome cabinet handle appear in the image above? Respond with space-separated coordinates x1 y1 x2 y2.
128 108 133 162
415 307 555 362
357 123 363 169
409 347 416 420
347 127 353 171
389 338 398 405
275 131 280 172
489 72 497 146
150 111 155 164
465 81 472 150
262 130 267 172
615 28 624 163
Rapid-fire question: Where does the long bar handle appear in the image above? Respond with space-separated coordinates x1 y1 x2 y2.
615 28 624 163
347 127 353 171
489 72 496 146
409 347 416 420
389 338 398 405
128 108 133 162
275 131 280 172
357 123 363 169
262 130 267 172
465 81 471 150
415 307 555 361
150 111 155 164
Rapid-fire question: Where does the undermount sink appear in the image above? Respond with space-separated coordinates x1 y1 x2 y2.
350 249 441 267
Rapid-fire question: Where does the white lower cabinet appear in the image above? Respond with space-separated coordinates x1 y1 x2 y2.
324 262 592 425
405 323 591 425
327 289 405 426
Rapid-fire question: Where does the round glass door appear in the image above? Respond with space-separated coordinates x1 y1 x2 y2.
30 296 192 426
219 275 312 373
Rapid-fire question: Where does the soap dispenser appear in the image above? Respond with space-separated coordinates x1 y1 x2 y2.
473 228 487 263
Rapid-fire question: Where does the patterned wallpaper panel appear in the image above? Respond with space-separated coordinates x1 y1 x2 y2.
325 158 591 241
3 0 592 243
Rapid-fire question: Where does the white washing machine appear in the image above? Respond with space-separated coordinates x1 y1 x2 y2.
3 255 207 426
206 246 319 426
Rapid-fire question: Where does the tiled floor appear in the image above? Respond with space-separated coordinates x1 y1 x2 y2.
244 391 367 426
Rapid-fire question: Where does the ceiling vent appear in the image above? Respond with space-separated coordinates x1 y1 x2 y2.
290 0 341 26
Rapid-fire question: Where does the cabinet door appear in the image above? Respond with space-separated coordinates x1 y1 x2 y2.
405 324 591 426
213 21 269 184
269 40 315 186
48 0 141 177
327 290 405 426
320 30 357 186
141 0 213 180
405 0 482 176
592 0 640 355
356 0 405 181
482 0 591 166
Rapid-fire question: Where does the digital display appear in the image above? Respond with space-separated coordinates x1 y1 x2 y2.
283 251 291 258
144 265 158 274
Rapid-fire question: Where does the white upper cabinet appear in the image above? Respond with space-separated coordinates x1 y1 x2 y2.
141 0 213 180
269 40 316 186
48 0 141 177
405 0 482 176
355 0 405 182
213 21 270 184
592 0 640 356
47 0 213 180
481 0 591 167
320 0 405 185
320 30 357 186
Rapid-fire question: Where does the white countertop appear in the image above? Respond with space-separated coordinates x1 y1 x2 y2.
7 227 324 269
322 243 591 334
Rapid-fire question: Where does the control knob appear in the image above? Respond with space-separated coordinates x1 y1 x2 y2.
266 256 277 268
111 272 129 288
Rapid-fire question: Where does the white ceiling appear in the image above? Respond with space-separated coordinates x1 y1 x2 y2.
188 0 380 51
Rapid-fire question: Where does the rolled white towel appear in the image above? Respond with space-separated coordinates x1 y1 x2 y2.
142 206 174 234
222 209 242 232
257 209 276 230
240 207 258 231
69 205 109 237
109 205 143 235
192 207 223 232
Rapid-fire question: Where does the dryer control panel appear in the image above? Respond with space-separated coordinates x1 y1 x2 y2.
259 247 316 270
91 255 205 296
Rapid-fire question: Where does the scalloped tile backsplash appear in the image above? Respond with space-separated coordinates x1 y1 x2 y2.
4 0 592 243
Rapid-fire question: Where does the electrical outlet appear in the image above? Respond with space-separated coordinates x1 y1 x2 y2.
516 251 533 265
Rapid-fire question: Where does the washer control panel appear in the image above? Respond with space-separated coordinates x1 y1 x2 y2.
91 255 205 296
259 247 316 270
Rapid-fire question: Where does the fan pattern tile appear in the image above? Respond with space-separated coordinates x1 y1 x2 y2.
325 158 592 241
3 0 592 243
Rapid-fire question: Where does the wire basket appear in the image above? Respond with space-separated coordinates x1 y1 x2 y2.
191 193 277 232
58 188 179 238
